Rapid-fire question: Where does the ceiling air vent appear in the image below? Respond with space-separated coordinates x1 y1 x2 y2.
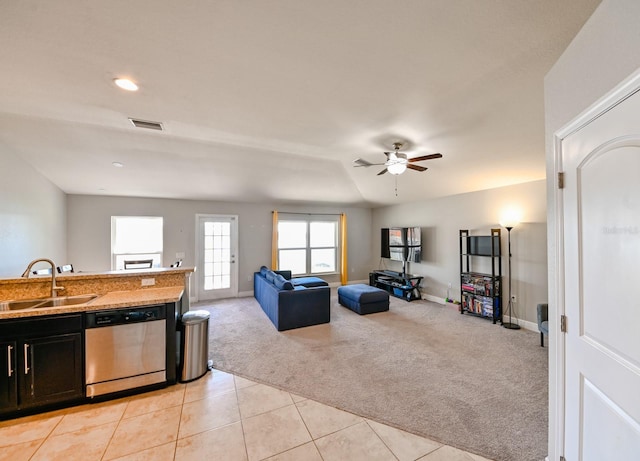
128 118 164 131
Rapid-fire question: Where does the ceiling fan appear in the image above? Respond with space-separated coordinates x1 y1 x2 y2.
353 142 442 175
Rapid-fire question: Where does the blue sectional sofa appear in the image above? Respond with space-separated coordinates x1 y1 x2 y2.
253 267 330 331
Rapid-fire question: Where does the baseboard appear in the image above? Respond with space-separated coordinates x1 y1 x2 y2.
422 294 447 305
238 290 253 298
336 279 368 287
421 295 539 332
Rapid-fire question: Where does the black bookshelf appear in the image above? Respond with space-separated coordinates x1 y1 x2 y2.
459 229 502 323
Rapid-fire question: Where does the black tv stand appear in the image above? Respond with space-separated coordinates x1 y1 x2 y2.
369 270 423 302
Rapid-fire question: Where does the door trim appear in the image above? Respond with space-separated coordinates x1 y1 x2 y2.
550 67 640 461
194 213 239 302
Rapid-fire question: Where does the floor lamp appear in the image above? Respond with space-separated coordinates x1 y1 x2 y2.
502 222 520 330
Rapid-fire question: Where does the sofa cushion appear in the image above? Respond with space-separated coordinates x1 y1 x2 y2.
273 274 294 291
291 276 329 288
260 265 269 276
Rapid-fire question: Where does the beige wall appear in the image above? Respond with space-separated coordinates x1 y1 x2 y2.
544 1 640 458
372 180 547 325
66 195 373 293
0 146 67 277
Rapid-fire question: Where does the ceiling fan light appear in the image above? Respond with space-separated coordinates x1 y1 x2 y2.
114 78 138 91
387 162 406 175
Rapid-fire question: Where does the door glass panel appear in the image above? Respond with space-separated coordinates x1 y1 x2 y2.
202 220 232 291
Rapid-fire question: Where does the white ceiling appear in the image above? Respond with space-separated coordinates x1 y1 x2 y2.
0 1 600 207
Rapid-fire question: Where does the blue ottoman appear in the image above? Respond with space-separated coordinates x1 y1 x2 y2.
338 284 389 315
292 277 329 288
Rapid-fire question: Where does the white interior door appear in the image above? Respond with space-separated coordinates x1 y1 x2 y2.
196 214 238 301
561 89 640 459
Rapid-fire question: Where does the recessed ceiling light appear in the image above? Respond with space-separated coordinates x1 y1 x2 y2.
114 78 138 91
112 162 124 168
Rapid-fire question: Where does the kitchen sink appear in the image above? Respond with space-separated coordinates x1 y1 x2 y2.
0 294 99 311
0 299 48 311
36 294 100 308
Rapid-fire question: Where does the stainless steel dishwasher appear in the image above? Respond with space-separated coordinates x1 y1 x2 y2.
85 305 166 397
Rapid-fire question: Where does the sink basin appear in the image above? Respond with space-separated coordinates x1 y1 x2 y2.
36 294 99 308
0 294 99 311
0 299 49 311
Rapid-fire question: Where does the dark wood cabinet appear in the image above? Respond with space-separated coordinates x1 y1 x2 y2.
0 314 83 417
0 341 18 412
20 333 83 409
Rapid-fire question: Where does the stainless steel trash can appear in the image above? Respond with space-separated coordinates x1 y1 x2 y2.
180 310 210 382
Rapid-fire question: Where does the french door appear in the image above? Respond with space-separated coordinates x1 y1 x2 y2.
196 214 238 300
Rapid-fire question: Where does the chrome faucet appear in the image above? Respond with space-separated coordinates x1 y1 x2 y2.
21 258 65 298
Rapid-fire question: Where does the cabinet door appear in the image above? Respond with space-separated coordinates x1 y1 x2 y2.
21 333 83 408
0 341 18 412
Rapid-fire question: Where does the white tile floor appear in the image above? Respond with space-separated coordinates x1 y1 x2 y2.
0 369 495 461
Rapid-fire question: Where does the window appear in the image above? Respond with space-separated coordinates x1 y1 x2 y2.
111 216 163 270
277 215 338 275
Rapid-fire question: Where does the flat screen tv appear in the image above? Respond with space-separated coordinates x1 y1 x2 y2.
468 236 500 256
381 227 422 262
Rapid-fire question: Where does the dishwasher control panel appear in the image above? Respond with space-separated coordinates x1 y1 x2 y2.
85 304 166 328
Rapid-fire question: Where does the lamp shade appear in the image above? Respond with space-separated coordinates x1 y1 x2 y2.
500 209 522 229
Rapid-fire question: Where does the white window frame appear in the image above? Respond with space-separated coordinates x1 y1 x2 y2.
277 214 339 276
111 216 163 270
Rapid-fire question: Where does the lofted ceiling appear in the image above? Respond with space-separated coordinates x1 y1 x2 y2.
0 1 600 207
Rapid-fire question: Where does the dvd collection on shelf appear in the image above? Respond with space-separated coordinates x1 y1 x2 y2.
461 294 496 317
461 273 500 297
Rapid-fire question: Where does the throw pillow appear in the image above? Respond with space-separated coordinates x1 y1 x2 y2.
266 270 276 283
274 274 294 290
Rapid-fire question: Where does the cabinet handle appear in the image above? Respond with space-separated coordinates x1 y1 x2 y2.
24 343 30 374
7 345 13 377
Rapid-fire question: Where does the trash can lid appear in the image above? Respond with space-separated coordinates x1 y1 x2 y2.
181 309 210 324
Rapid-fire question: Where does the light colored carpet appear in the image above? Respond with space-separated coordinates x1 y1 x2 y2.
195 290 548 461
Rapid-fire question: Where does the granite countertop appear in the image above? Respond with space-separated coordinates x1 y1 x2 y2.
0 266 195 285
0 286 184 320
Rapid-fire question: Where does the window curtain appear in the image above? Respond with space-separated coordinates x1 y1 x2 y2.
340 213 348 285
271 210 279 269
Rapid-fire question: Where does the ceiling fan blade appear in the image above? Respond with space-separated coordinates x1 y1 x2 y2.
377 168 388 176
407 164 427 172
408 153 443 162
354 159 387 167
353 158 373 167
